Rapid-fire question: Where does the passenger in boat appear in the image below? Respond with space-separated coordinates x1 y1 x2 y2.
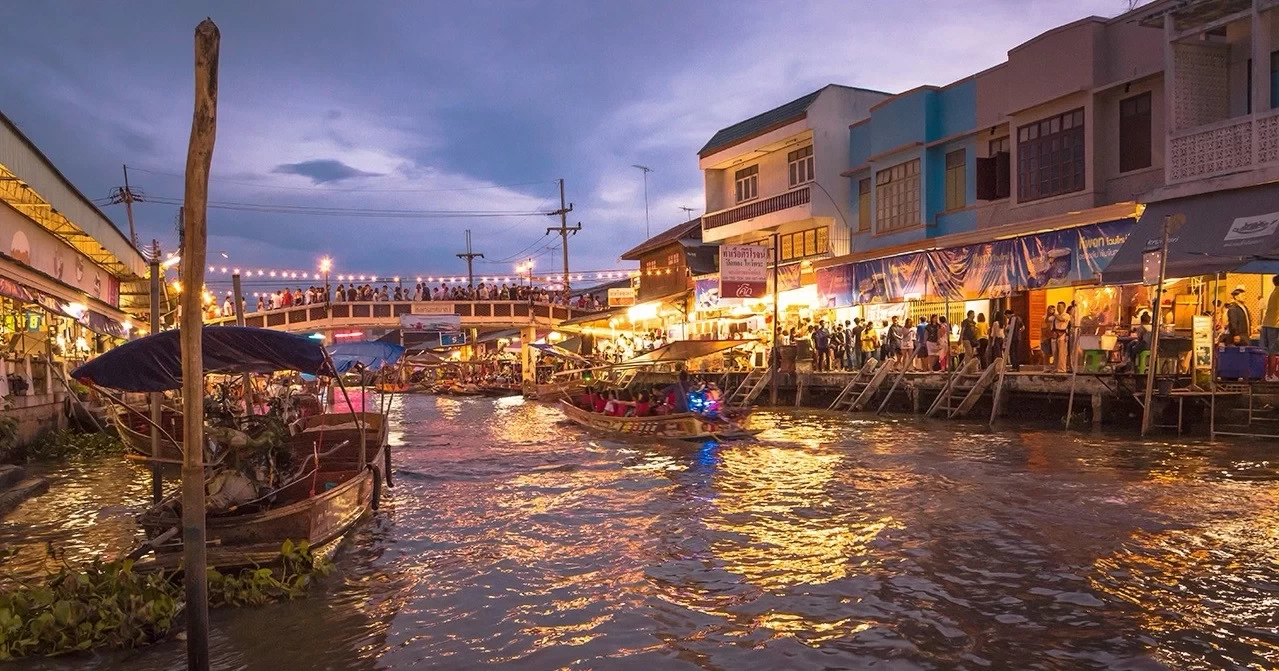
633 391 651 417
592 390 608 414
661 371 692 413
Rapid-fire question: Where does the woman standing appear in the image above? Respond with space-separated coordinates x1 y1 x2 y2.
975 312 989 364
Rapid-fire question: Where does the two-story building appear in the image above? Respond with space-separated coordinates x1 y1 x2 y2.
815 7 1175 358
697 85 892 311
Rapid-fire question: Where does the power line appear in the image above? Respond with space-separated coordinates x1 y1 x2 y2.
125 166 558 194
138 195 550 218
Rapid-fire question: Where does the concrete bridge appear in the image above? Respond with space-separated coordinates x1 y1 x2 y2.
209 300 602 336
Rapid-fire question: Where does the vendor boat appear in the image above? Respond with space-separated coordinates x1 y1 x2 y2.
110 403 184 461
557 400 756 441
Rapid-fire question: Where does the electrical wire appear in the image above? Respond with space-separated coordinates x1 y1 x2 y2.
138 196 549 218
125 166 558 194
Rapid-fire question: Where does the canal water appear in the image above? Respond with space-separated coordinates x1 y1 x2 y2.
1 394 1277 670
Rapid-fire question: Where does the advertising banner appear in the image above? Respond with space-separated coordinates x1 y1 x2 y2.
720 245 769 300
767 263 803 296
608 287 636 307
694 276 720 312
400 313 461 332
854 252 930 303
815 265 853 309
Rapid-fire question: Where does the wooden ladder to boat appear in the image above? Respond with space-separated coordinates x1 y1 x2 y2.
726 368 771 408
875 346 920 414
926 358 987 418
828 359 882 412
949 358 1004 418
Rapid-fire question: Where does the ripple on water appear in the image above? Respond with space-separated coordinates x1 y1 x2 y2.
1 395 1276 670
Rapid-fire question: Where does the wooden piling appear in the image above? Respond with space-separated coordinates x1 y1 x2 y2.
180 18 219 671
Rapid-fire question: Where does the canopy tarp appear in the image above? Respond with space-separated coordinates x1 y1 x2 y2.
623 339 752 365
72 326 329 392
532 342 591 365
1102 183 1279 284
327 340 405 374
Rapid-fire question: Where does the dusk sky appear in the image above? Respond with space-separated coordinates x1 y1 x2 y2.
2 0 1130 286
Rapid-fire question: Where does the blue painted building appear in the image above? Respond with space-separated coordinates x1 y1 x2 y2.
845 78 977 254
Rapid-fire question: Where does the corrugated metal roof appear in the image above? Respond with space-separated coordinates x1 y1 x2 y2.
619 218 704 260
698 89 823 157
0 110 146 278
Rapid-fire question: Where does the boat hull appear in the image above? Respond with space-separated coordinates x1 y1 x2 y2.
112 407 184 461
557 400 753 441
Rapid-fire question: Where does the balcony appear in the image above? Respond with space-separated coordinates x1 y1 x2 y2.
703 186 810 231
1167 108 1279 183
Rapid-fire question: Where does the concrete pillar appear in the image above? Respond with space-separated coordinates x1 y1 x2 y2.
794 374 805 408
521 324 537 387
23 356 33 397
1091 393 1103 429
1254 5 1273 118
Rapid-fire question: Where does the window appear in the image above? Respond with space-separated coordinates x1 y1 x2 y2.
1016 108 1085 202
857 178 871 231
1118 93 1152 173
944 149 966 211
788 145 814 187
977 138 1011 201
874 159 920 233
989 136 1010 156
734 165 758 203
776 226 828 263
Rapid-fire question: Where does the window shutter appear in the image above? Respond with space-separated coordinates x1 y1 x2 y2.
976 156 997 200
995 151 1011 199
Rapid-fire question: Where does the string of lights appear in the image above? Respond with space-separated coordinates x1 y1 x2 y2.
193 264 645 286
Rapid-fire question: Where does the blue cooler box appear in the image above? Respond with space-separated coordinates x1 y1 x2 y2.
1217 346 1267 379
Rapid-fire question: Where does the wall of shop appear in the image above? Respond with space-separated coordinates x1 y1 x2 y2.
0 201 119 306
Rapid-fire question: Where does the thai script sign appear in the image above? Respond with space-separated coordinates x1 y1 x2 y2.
719 245 769 300
400 313 460 332
608 287 635 307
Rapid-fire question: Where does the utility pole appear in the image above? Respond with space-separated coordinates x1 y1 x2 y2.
546 179 579 300
109 164 144 247
148 241 162 506
632 165 652 238
455 229 484 288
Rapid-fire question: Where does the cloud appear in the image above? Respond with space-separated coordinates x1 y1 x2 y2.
270 159 382 185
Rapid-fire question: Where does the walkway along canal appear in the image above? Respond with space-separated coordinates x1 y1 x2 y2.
1 393 1276 669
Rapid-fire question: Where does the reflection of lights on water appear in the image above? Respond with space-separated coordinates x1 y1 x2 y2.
494 395 525 411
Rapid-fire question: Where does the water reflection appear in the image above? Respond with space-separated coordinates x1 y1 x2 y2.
0 398 1275 669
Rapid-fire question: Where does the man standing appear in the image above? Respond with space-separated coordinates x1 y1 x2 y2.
812 320 831 372
1263 276 1279 353
960 310 978 367
850 318 865 370
842 320 856 370
1052 301 1070 373
1004 309 1023 371
1226 286 1252 345
887 315 904 361
831 322 846 371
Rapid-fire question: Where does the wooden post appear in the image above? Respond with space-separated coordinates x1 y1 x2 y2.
149 245 163 505
769 232 780 406
180 18 219 671
1091 393 1103 429
231 272 252 415
1141 216 1171 436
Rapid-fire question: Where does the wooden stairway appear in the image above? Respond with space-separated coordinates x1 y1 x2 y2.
828 359 880 411
926 358 1004 418
876 346 920 414
726 368 771 408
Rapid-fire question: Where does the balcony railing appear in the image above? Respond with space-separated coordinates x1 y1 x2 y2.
207 300 605 330
1167 108 1279 183
703 186 810 230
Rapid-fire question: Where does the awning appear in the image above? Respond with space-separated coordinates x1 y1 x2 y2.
327 340 405 374
1103 184 1279 284
0 278 33 303
85 310 126 338
72 326 330 392
623 338 752 365
532 342 591 364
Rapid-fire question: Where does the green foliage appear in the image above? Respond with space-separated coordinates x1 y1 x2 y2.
0 540 331 660
0 417 19 463
24 430 126 463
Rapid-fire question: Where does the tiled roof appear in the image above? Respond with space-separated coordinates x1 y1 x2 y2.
619 218 704 260
698 88 824 157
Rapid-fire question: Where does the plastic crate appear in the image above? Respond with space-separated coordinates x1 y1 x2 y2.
1217 346 1267 379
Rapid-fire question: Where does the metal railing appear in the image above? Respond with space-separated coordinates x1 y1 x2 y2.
703 186 810 230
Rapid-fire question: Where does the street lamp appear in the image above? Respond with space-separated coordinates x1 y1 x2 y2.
632 164 652 239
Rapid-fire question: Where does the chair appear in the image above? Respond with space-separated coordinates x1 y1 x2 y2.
1082 350 1106 373
1134 350 1151 374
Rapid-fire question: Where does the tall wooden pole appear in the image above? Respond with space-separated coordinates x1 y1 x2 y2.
1140 215 1171 436
769 232 780 405
149 242 163 505
180 18 219 671
231 272 252 415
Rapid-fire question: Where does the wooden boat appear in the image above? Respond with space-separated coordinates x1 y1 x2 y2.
375 381 410 393
478 383 521 397
138 438 384 560
290 411 387 449
533 378 585 401
557 400 756 441
111 405 185 461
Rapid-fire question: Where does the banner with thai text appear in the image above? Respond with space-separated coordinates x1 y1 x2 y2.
719 245 769 300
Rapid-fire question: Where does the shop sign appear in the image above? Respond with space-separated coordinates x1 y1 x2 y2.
411 303 455 315
720 245 769 300
0 203 120 306
608 287 636 307
23 310 43 332
694 276 720 312
439 332 467 346
1141 249 1161 285
816 265 853 309
400 313 460 332
1192 315 1212 370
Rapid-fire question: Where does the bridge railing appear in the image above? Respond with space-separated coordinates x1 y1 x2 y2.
207 300 607 330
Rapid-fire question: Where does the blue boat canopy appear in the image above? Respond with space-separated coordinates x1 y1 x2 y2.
72 326 330 392
327 340 405 374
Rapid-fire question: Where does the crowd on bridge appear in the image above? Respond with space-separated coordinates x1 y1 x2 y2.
216 281 609 318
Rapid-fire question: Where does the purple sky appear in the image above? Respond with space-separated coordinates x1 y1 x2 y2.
0 0 1134 288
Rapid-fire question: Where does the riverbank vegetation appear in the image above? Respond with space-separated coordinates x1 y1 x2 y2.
23 429 125 463
0 540 331 659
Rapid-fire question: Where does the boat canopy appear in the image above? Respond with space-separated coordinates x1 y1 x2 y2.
624 339 753 364
327 340 405 374
532 342 591 364
72 326 329 392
